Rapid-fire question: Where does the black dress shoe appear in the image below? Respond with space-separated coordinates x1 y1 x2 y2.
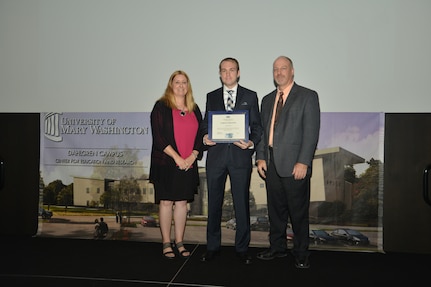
200 250 219 262
295 256 310 269
256 249 288 260
236 252 252 265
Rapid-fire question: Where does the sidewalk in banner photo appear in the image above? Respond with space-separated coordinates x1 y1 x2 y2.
36 215 381 252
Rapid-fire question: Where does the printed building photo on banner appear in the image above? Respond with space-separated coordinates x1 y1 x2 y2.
38 112 384 253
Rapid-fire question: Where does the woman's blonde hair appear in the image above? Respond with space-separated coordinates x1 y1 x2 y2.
160 70 196 112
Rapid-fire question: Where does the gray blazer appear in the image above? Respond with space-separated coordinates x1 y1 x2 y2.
256 82 320 177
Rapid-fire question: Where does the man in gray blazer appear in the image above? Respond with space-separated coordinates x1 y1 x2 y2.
255 56 320 269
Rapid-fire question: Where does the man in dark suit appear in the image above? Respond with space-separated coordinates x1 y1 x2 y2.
255 56 320 269
200 57 262 265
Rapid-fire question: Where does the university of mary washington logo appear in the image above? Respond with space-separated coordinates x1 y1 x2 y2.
44 112 63 142
43 112 150 143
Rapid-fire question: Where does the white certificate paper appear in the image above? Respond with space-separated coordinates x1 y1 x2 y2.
208 110 249 143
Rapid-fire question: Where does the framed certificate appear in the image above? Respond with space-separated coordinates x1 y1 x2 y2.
208 110 249 143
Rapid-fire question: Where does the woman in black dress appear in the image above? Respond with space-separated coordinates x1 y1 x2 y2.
149 70 204 259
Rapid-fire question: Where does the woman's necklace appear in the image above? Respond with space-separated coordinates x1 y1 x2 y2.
176 106 186 116
175 98 186 116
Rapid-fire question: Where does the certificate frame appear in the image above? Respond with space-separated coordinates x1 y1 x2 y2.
208 110 249 143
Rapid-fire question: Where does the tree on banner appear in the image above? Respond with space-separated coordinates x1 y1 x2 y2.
91 146 146 180
100 176 143 223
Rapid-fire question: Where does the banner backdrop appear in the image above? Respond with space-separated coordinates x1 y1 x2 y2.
39 112 384 252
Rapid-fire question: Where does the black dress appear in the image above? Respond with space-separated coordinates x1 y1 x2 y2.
149 100 204 203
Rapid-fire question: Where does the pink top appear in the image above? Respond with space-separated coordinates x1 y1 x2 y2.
173 109 198 166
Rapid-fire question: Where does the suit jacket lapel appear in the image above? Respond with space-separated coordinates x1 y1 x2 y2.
234 85 244 111
266 91 277 132
215 88 225 110
283 83 298 111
